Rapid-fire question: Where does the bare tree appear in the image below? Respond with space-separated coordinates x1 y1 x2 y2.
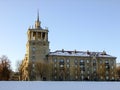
27 60 50 81
116 66 120 80
35 61 49 80
97 63 105 81
16 60 22 72
0 55 11 80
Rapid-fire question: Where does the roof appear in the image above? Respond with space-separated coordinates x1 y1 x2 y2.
49 50 116 58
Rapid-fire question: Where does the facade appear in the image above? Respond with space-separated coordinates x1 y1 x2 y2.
20 13 116 81
49 50 116 81
116 63 120 80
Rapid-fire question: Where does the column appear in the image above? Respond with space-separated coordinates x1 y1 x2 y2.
41 32 43 40
31 32 33 40
36 32 38 40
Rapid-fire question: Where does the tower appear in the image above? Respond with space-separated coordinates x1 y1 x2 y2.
26 12 49 62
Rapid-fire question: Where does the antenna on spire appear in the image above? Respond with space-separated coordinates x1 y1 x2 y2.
37 9 39 22
35 9 41 29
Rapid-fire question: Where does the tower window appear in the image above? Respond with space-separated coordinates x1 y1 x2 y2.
33 32 36 40
38 32 41 40
32 47 36 51
42 32 45 40
31 56 35 61
32 42 35 45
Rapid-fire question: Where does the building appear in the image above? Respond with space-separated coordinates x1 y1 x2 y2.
116 63 120 80
10 72 20 81
20 12 117 81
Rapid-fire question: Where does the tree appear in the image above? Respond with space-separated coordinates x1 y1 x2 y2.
16 60 22 72
0 55 11 80
97 63 105 81
116 66 120 80
15 60 22 80
27 60 50 81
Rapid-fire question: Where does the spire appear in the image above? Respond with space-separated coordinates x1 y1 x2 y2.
37 10 39 22
35 10 41 29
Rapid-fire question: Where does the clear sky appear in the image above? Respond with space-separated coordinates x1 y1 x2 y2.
0 0 120 71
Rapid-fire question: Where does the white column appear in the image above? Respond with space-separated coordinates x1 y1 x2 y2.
31 32 33 40
41 32 43 40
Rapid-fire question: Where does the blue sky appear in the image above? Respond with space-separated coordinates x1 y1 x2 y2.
0 0 120 70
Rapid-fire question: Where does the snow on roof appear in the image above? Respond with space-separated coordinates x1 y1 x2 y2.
49 50 116 58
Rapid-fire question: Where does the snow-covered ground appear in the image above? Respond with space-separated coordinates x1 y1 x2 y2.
0 81 120 90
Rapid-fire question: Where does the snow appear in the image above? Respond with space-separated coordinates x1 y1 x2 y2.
49 50 115 58
0 81 120 90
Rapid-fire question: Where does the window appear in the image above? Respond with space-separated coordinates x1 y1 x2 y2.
80 60 84 65
42 32 45 40
106 76 109 80
67 71 70 74
75 60 77 63
54 76 57 79
60 64 64 68
75 70 77 74
111 60 114 64
66 59 70 63
81 70 83 74
60 59 64 63
75 64 77 68
105 60 109 63
87 60 89 63
80 60 84 62
80 65 84 68
31 56 35 60
32 42 35 45
75 76 78 79
106 65 110 69
93 60 96 63
32 47 36 55
32 47 36 51
87 76 90 79
66 64 70 68
93 67 96 71
54 59 57 63
101 76 103 79
32 64 35 68
87 71 90 74
112 77 114 80
100 60 102 64
33 32 36 40
54 64 57 67
54 70 57 73
81 76 84 80
111 66 114 69
38 32 41 40
106 71 109 74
